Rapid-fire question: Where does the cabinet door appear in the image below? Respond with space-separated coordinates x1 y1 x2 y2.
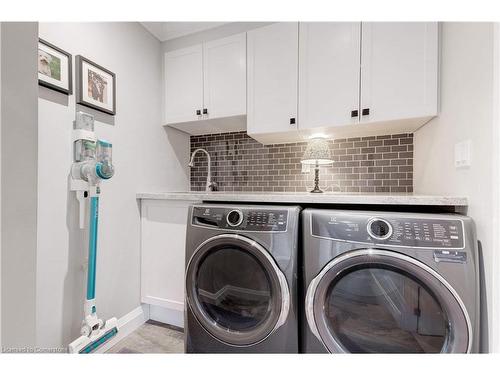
298 22 361 130
164 44 203 124
247 22 299 135
203 33 246 119
141 200 192 326
360 22 438 123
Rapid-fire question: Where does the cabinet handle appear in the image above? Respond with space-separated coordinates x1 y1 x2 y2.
351 110 359 118
290 117 296 125
196 109 201 116
362 108 370 116
203 108 208 115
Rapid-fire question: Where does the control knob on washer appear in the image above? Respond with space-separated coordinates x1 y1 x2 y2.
227 210 244 227
367 218 393 240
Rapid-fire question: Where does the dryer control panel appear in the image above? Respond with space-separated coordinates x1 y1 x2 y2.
192 206 288 232
311 212 465 249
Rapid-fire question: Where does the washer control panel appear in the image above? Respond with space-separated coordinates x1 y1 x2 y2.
192 206 288 232
311 212 464 249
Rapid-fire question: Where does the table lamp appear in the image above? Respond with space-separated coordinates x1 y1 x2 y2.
301 137 334 193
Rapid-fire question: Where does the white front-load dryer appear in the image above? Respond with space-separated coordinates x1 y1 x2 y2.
301 209 479 353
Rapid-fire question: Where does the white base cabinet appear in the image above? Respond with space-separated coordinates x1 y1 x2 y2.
140 199 198 327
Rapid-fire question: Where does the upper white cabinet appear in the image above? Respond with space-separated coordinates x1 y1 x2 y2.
164 45 204 124
164 22 439 143
248 22 439 144
360 22 438 124
298 22 361 131
165 33 247 135
247 23 299 143
203 33 247 120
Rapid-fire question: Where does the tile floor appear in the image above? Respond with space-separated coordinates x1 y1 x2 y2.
107 320 184 354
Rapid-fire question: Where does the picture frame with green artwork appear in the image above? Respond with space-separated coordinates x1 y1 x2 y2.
38 39 72 95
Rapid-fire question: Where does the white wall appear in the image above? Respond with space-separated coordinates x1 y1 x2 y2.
1 22 39 349
414 22 497 352
0 21 2 349
37 22 189 349
492 23 500 354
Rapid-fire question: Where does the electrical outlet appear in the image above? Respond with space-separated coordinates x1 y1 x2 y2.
454 140 472 168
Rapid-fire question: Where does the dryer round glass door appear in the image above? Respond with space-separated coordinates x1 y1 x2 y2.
186 234 290 346
306 249 471 353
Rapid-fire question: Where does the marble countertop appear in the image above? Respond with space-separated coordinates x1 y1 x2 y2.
136 191 467 207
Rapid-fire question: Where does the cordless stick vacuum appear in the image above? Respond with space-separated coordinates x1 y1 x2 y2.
68 112 118 354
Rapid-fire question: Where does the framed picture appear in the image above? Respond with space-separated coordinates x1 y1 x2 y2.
76 55 116 115
38 39 72 95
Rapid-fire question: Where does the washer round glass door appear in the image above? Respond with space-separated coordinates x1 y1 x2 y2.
186 234 290 346
306 249 471 353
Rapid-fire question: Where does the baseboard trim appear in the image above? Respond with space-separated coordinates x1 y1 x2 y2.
142 296 184 312
146 319 184 333
95 304 150 353
149 304 184 329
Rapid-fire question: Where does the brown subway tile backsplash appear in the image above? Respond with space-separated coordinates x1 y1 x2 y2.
190 131 413 193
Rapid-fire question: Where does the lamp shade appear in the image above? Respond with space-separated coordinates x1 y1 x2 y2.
301 138 334 165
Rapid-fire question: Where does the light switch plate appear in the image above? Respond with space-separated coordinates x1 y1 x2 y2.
455 140 472 168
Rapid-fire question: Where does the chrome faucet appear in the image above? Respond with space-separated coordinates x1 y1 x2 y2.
188 148 218 192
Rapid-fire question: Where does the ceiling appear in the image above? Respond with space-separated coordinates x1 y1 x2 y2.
141 22 228 41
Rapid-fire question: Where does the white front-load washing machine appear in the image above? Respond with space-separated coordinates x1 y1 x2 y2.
301 209 479 353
